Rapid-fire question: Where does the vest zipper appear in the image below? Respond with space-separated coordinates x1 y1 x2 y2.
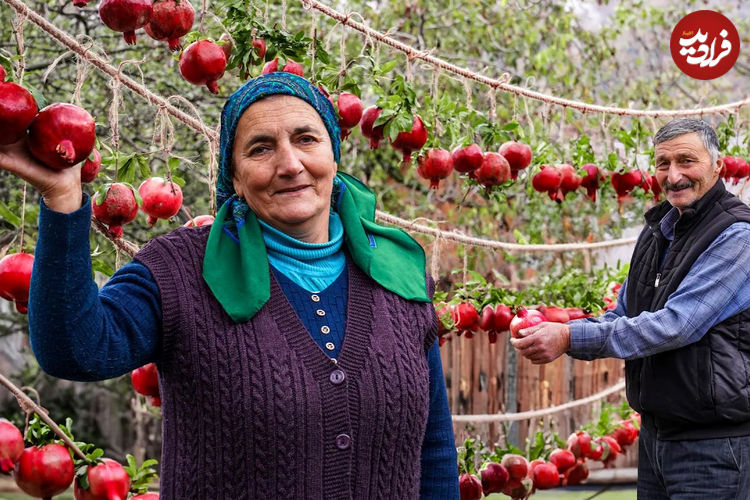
654 273 661 287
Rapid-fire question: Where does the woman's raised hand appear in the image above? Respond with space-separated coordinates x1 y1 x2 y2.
0 139 83 214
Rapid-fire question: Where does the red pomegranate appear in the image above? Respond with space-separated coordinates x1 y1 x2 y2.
721 155 741 179
80 148 102 183
27 103 96 170
458 473 482 500
416 148 453 189
14 443 75 499
549 448 576 473
650 174 662 201
500 454 529 481
0 419 24 472
282 59 304 76
138 177 183 226
509 307 546 339
261 58 279 74
74 459 130 500
252 37 266 60
479 462 508 495
478 304 512 343
143 0 194 51
563 460 589 486
183 214 214 227
0 79 38 145
540 305 569 323
451 144 484 174
360 106 386 149
74 0 89 7
131 363 159 397
475 152 510 189
557 163 582 199
98 0 153 45
610 170 643 204
566 430 592 459
390 115 428 167
335 93 363 139
179 40 226 94
733 157 750 184
580 163 604 202
531 462 560 490
92 183 139 238
451 301 480 339
499 140 532 179
0 252 34 314
532 165 563 199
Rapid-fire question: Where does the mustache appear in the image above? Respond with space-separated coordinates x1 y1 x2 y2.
664 180 694 191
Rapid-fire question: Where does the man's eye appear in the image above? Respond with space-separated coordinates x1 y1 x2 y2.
249 146 269 156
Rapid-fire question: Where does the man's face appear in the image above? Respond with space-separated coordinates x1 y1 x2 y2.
653 132 722 213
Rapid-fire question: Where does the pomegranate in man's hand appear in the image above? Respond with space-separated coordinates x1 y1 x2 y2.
27 103 96 170
509 307 546 339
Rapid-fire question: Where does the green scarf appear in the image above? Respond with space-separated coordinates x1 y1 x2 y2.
202 172 429 323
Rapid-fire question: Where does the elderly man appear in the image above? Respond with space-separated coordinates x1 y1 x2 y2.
512 118 750 498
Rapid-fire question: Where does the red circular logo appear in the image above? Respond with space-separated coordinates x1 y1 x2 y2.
670 10 740 80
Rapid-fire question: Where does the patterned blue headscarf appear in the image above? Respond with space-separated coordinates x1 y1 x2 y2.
217 73 341 231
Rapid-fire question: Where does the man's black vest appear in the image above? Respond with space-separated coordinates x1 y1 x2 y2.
625 180 750 440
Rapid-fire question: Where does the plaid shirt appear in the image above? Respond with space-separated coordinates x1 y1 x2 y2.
569 210 750 361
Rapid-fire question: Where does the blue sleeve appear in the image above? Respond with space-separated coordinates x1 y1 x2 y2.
28 195 162 381
420 341 459 499
569 222 750 360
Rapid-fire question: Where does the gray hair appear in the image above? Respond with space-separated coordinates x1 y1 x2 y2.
653 118 720 164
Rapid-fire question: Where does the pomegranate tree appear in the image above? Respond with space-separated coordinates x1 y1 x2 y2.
0 419 24 472
143 0 194 51
498 140 532 179
390 115 428 167
416 148 453 189
98 0 153 45
74 459 130 500
360 106 385 149
451 144 483 175
138 177 183 226
27 103 96 170
334 93 363 139
92 183 139 238
14 443 75 499
0 252 34 314
80 148 102 183
0 76 38 145
179 40 226 94
509 307 546 339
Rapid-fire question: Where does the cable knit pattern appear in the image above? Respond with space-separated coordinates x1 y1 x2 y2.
134 225 435 499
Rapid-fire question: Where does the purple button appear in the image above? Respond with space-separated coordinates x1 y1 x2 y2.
330 369 346 385
335 433 351 450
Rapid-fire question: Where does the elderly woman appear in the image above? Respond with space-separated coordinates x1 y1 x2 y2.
0 73 459 499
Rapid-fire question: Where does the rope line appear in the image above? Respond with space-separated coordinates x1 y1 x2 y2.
374 211 638 251
301 0 750 117
451 379 625 423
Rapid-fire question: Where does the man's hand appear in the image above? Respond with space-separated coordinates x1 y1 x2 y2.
510 322 571 364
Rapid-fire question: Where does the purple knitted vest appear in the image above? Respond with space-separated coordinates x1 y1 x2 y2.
134 226 438 499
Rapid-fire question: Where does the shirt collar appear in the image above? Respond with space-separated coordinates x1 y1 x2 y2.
659 206 681 242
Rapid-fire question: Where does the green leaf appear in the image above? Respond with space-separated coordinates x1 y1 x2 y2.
0 202 21 227
91 259 114 277
170 175 186 188
168 157 180 171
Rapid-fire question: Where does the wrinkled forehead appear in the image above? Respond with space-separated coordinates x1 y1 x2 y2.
234 95 326 138
654 132 708 159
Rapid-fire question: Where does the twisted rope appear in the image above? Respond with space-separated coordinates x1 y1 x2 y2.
452 379 625 423
301 0 750 117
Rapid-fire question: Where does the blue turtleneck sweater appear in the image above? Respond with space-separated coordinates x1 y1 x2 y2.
28 198 459 499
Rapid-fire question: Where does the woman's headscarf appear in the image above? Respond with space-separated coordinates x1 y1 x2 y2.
203 72 430 323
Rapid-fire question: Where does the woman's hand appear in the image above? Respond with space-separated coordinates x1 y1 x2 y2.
0 139 83 213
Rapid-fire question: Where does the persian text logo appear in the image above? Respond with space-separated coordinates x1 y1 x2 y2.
670 10 740 80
